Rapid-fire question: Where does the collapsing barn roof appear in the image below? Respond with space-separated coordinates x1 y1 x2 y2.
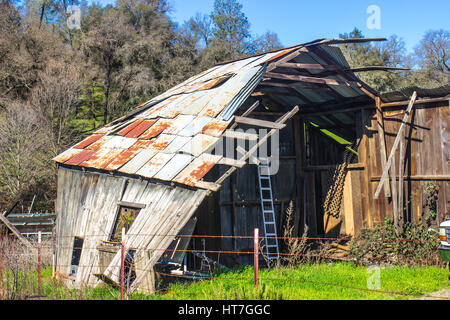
53 38 388 191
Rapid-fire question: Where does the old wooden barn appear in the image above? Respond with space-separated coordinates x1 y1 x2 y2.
52 38 450 293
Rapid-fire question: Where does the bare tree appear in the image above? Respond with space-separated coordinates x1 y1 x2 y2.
414 29 450 86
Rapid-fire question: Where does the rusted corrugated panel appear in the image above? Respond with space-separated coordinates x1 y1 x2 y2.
86 135 113 150
163 115 195 135
177 116 213 137
201 118 231 137
72 134 104 149
104 146 143 171
141 95 182 118
102 136 137 149
132 139 153 148
153 153 193 181
136 152 175 178
79 148 124 169
179 133 219 157
173 154 222 187
163 136 191 153
148 134 176 151
125 120 157 138
117 119 144 136
52 148 84 163
199 66 262 118
65 149 96 165
118 149 158 174
181 87 220 116
139 119 172 139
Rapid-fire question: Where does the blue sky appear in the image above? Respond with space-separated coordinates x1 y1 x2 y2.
91 0 450 53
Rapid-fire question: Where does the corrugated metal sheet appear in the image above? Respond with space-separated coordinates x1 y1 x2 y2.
153 153 193 181
72 134 104 149
136 152 175 178
104 146 142 171
173 154 222 187
201 118 231 136
179 133 219 157
148 134 176 151
118 149 158 174
79 148 124 169
52 148 83 163
139 119 172 139
177 116 214 137
163 136 191 153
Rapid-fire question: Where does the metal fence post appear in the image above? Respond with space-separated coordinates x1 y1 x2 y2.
38 231 42 296
254 228 259 288
120 227 125 300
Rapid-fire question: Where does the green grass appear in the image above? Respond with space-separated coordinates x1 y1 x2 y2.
10 263 449 300
150 263 449 300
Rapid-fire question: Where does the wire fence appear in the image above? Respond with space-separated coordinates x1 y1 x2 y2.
0 229 448 300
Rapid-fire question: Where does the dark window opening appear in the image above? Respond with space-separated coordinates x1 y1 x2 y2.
111 206 141 241
70 237 84 277
124 250 136 286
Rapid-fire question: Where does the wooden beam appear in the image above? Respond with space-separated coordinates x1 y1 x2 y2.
375 97 391 197
223 130 259 141
195 180 221 192
217 157 246 168
277 62 332 70
265 72 358 87
234 116 287 129
374 91 417 199
117 201 146 209
380 95 450 107
0 213 35 252
397 127 405 224
309 46 379 100
370 175 450 181
236 145 260 165
216 106 299 185
266 47 308 72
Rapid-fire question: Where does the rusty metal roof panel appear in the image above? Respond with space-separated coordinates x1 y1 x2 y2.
125 120 157 138
177 116 214 137
72 134 104 149
148 134 176 151
118 148 159 174
162 115 195 135
79 148 124 169
197 68 262 118
180 87 221 115
102 136 137 149
153 153 193 181
138 119 172 139
179 133 219 157
85 135 113 150
173 154 222 187
104 146 143 171
52 148 84 164
201 118 231 137
136 152 175 178
163 136 192 153
64 149 96 166
117 119 144 136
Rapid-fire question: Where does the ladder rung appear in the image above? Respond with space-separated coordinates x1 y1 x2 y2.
259 176 270 179
260 187 271 190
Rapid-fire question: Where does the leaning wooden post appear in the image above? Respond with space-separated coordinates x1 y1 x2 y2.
38 231 42 297
254 228 259 288
120 227 125 300
374 91 417 199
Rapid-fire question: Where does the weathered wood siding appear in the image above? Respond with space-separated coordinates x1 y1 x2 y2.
305 102 449 237
55 166 207 292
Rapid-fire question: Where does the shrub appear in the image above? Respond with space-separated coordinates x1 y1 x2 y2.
348 218 441 266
